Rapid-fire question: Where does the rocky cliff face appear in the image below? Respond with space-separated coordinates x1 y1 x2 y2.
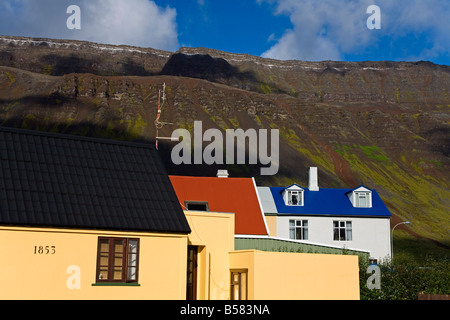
0 35 449 245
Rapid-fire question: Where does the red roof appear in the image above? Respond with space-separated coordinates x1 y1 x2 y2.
169 176 268 235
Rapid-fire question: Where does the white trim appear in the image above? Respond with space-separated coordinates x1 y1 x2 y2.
353 186 371 192
235 234 270 238
285 184 304 191
282 188 304 206
252 177 271 236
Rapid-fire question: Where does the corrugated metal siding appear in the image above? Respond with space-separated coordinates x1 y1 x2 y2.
235 237 369 257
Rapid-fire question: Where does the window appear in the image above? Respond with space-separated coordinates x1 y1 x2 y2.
355 192 370 207
287 190 302 206
185 201 209 211
231 270 247 300
96 237 139 283
333 221 352 241
289 220 308 240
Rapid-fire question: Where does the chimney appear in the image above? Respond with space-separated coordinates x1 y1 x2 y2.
217 169 229 178
308 167 319 191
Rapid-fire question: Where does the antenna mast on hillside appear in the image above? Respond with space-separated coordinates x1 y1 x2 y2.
155 83 177 149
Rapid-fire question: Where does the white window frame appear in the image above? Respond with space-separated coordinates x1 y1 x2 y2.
333 220 352 241
354 192 371 208
289 219 308 240
287 190 303 206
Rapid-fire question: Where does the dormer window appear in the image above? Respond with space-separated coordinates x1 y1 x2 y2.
288 190 301 205
348 186 372 208
282 184 304 206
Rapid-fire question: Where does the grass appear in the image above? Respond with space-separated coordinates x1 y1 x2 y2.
280 127 335 173
334 143 449 243
5 71 16 84
392 230 450 262
336 144 388 162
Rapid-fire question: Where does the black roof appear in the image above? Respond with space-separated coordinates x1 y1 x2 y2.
0 126 191 234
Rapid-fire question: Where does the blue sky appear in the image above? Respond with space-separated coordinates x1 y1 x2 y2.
0 0 449 65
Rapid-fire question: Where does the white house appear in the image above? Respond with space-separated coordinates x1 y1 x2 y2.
257 168 392 261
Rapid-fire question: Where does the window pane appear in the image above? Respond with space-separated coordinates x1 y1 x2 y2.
98 268 108 280
292 194 298 205
114 240 123 253
303 227 308 240
99 239 109 252
128 267 137 281
114 254 123 266
359 194 367 207
99 253 109 266
129 240 138 253
128 253 137 267
346 222 352 241
241 273 247 300
346 229 352 241
289 228 295 239
233 273 240 300
340 228 345 240
187 203 208 211
296 228 302 240
289 220 295 239
234 286 240 300
113 267 123 280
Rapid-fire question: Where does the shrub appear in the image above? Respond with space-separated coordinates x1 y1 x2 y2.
360 255 450 300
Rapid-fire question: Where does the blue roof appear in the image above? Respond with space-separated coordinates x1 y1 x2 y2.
269 186 391 217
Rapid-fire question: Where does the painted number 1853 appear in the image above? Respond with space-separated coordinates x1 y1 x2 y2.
34 245 56 254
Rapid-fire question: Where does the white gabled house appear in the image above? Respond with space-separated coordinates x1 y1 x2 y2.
257 167 392 261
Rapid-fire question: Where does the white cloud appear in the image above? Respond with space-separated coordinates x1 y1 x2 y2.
260 0 450 62
0 0 179 51
261 0 370 61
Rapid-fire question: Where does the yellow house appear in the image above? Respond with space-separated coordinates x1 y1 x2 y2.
0 126 191 300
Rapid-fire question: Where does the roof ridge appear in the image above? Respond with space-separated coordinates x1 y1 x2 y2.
0 125 155 150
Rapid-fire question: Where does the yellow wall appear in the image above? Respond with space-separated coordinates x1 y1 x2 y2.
229 250 360 300
184 210 235 300
183 211 360 300
0 212 360 300
0 226 188 300
264 215 277 236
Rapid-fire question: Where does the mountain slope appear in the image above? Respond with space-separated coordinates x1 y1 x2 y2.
0 35 449 246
